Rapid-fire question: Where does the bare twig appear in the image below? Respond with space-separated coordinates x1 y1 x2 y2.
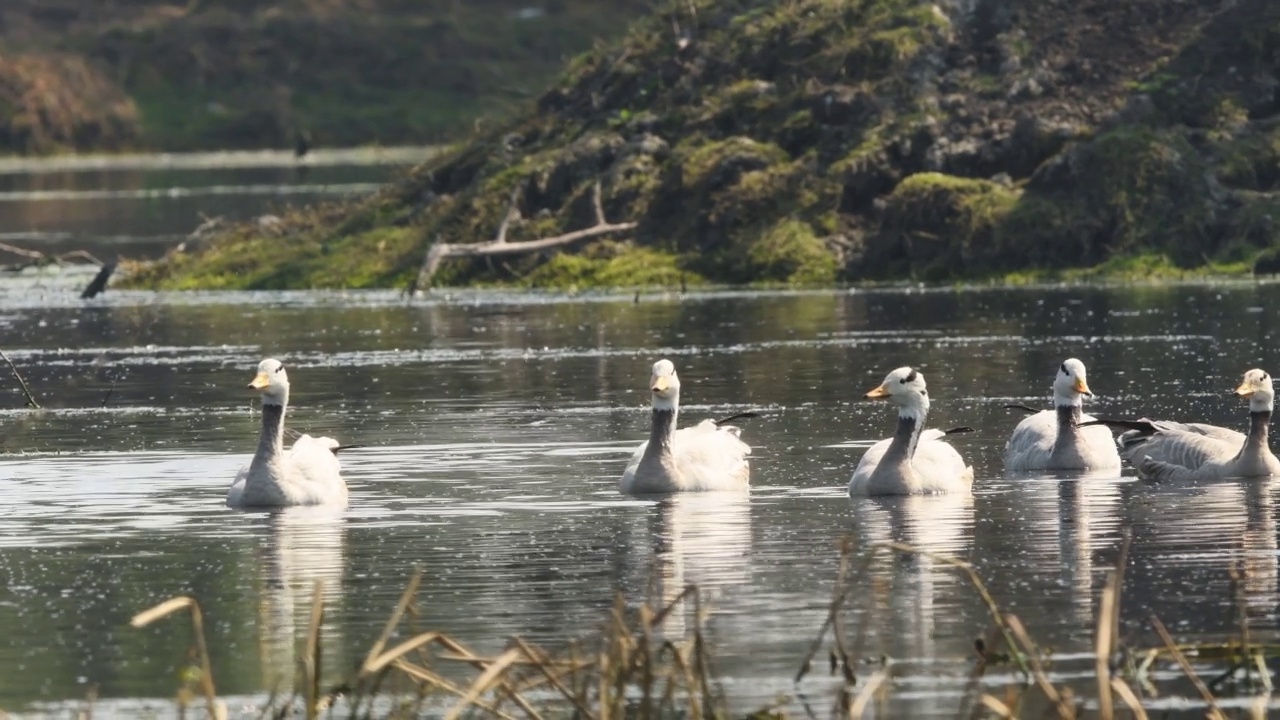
496 186 520 244
0 348 40 409
1151 614 1226 720
412 180 637 289
130 597 220 719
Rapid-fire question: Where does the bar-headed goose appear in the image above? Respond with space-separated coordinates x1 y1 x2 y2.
1003 359 1121 471
1084 369 1280 482
227 358 351 509
619 359 751 494
849 367 974 496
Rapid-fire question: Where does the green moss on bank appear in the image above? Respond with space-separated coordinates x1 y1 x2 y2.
128 0 1280 289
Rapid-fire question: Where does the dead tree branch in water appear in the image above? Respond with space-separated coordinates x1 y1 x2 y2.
81 258 118 299
0 348 40 409
410 181 638 293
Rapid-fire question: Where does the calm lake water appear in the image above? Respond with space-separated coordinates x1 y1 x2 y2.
2 270 1280 717
0 147 434 260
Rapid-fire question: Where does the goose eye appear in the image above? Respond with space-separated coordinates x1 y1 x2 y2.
275 365 285 374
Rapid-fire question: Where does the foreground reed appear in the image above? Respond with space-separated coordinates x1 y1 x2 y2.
131 570 730 720
127 535 1280 719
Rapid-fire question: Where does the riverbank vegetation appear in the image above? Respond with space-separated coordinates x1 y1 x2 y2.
125 0 1280 287
119 538 1277 718
0 0 647 153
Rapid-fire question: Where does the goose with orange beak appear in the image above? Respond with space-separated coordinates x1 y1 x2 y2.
1003 359 1120 471
848 366 973 496
619 359 751 494
1083 368 1280 482
227 358 351 508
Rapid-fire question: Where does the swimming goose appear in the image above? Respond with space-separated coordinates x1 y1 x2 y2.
1003 359 1121 471
849 367 974 496
619 359 751 494
227 358 350 509
1131 368 1280 481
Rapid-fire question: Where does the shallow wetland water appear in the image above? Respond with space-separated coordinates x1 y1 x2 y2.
2 275 1280 716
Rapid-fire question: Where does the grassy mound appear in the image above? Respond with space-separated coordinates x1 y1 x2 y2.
130 0 1280 289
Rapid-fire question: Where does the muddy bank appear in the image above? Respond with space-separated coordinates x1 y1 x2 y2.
129 0 1280 287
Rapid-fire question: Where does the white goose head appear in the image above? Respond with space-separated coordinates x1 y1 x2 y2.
1053 358 1093 405
249 358 290 406
866 366 930 420
650 359 681 412
1235 369 1274 413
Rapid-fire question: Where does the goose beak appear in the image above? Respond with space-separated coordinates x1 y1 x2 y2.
1236 381 1256 397
651 375 671 393
1074 378 1093 397
865 383 891 399
249 372 271 390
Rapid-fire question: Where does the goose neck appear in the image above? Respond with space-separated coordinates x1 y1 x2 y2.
1246 410 1271 450
250 401 287 474
883 407 927 466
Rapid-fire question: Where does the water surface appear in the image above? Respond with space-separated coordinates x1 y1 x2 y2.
2 277 1279 716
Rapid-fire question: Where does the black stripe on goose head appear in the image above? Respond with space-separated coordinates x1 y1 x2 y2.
902 368 918 384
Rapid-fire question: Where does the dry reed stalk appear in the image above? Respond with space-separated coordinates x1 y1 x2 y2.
831 537 855 683
1095 568 1118 720
442 647 524 720
846 668 887 718
364 632 443 676
1109 678 1149 720
360 568 422 676
511 637 597 720
795 538 879 683
1230 560 1253 688
392 660 519 720
880 541 1033 679
1003 614 1074 718
303 581 323 720
691 590 718 716
0 348 40 409
979 694 1016 719
129 597 221 720
1150 615 1226 720
638 604 657 717
429 634 543 717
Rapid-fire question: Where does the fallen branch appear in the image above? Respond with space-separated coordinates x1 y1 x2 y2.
411 180 638 292
0 242 102 273
0 348 40 409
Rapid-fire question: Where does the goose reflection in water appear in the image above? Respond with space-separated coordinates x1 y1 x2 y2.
849 492 974 664
256 507 347 695
1004 471 1124 626
1126 476 1280 627
642 491 752 638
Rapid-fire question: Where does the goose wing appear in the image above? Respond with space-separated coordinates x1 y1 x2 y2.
284 434 348 505
1003 410 1058 469
1122 423 1240 469
912 438 974 493
670 420 751 490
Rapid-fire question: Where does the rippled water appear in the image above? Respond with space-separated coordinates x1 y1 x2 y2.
2 275 1280 716
0 147 434 260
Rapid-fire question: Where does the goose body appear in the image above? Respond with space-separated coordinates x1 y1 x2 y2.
227 359 350 509
1088 369 1280 482
1004 359 1120 471
619 360 751 494
849 367 973 496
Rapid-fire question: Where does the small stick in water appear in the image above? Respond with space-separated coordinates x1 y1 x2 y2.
0 348 40 409
81 259 118 299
